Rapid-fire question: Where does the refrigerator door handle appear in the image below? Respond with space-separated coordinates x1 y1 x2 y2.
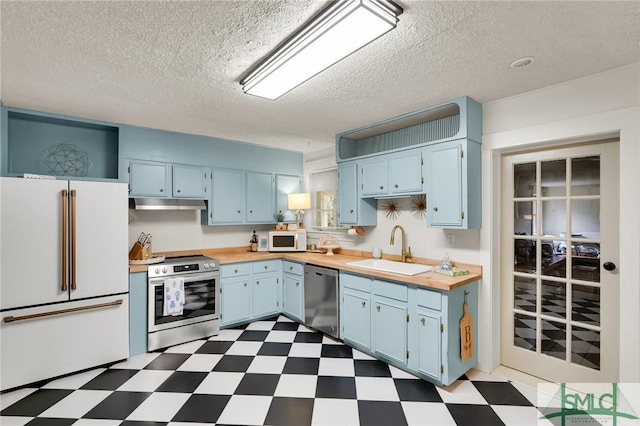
61 190 68 292
70 190 77 290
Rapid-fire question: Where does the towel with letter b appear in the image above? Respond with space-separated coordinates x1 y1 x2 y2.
164 277 185 316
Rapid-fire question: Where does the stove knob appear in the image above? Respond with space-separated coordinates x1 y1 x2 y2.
154 268 160 274
162 267 167 274
203 263 209 269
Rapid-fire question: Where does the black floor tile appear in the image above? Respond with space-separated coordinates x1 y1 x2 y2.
394 378 443 402
237 330 270 341
473 381 533 406
282 357 319 375
358 400 408 426
264 396 315 426
1 389 73 416
321 344 353 358
171 394 230 423
25 419 76 426
446 403 505 426
234 373 280 396
294 332 324 343
80 369 139 390
196 340 234 354
354 359 392 377
155 371 208 393
273 322 300 331
315 376 357 399
258 342 292 356
212 355 254 372
84 391 151 420
143 354 191 370
119 422 168 426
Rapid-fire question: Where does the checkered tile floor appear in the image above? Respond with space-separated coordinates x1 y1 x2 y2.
1 315 542 425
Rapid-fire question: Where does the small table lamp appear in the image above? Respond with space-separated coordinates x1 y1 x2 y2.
288 193 311 229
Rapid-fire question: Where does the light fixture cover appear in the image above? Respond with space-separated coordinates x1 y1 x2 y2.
288 192 311 210
241 0 402 100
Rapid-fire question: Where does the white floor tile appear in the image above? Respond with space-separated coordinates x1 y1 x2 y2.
126 392 191 422
265 330 297 343
401 401 457 425
0 388 37 409
225 341 263 356
246 355 287 374
277 315 294 322
274 374 318 398
40 390 111 418
297 324 315 332
288 342 322 358
492 405 544 426
208 329 244 341
0 416 33 426
436 380 488 405
355 377 400 401
216 394 272 425
322 335 342 345
176 354 223 372
163 340 206 354
70 421 121 426
465 368 509 382
194 371 244 395
311 398 359 426
117 370 174 392
41 369 106 389
246 320 276 330
352 349 376 360
318 358 355 377
110 353 160 370
388 365 419 379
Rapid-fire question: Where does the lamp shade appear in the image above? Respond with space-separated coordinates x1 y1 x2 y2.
288 193 311 210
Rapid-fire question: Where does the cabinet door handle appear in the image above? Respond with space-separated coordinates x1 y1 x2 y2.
177 189 181 193
376 305 381 311
250 210 253 213
256 281 260 285
237 210 241 213
235 269 238 273
160 188 164 193
264 265 268 269
349 209 354 214
433 207 438 212
379 185 384 190
296 282 299 287
289 266 293 271
244 283 247 287
361 301 366 307
394 184 398 188
420 317 425 324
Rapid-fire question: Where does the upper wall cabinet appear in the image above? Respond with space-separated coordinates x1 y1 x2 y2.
2 108 119 180
246 172 275 223
336 97 481 162
360 149 423 198
127 160 208 199
337 161 376 226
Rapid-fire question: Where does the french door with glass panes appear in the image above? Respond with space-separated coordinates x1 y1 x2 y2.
501 141 619 383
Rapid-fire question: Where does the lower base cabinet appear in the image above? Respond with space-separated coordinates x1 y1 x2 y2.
372 294 408 366
416 309 442 381
283 261 304 322
342 290 371 350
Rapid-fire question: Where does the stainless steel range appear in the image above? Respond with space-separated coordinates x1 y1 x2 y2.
147 255 220 351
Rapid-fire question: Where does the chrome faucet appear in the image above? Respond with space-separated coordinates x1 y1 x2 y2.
390 225 413 263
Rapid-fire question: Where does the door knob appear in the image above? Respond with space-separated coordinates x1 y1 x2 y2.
603 261 616 271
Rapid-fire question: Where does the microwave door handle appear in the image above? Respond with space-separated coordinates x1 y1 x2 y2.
294 233 298 250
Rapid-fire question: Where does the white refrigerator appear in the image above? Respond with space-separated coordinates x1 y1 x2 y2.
0 177 129 391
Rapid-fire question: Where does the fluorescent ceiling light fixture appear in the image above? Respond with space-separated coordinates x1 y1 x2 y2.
241 0 402 100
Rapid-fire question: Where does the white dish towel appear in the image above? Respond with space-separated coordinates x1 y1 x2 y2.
164 277 185 316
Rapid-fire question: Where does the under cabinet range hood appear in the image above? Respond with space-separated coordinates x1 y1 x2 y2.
129 198 206 211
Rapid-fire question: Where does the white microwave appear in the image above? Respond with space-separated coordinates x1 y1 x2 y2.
268 230 307 252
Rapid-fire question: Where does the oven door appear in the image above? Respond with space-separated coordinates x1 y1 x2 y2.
148 271 219 333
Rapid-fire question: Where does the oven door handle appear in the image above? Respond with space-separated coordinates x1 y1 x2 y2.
149 271 219 286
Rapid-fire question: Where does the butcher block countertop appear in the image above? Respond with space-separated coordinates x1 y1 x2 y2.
130 247 482 291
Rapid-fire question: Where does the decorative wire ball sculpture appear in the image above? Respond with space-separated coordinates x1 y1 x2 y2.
43 144 92 176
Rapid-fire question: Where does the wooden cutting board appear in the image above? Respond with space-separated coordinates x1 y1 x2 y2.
459 301 474 361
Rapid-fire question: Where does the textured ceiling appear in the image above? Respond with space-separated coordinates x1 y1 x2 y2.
1 1 639 154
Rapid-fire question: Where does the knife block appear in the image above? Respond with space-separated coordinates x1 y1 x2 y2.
129 241 152 260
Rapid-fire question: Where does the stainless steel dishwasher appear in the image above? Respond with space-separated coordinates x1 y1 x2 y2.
304 264 340 339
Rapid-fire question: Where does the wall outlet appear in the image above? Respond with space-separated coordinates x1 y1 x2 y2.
446 234 455 247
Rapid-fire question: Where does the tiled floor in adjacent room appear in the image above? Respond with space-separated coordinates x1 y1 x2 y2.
1 315 542 425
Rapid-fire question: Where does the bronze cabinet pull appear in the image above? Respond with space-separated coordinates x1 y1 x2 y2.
61 190 68 292
3 299 123 323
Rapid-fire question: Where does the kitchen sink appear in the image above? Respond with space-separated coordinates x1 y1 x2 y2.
346 259 433 276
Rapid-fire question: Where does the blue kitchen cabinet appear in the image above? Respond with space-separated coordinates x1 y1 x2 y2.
360 157 388 197
208 168 245 224
425 139 481 229
246 171 275 223
283 261 304 322
416 309 442 381
129 272 148 357
172 164 208 198
388 149 423 195
340 272 372 350
220 260 281 328
337 161 376 226
371 279 408 366
128 160 170 197
275 174 302 222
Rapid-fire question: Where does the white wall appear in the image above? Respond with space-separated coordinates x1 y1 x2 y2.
304 63 640 381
